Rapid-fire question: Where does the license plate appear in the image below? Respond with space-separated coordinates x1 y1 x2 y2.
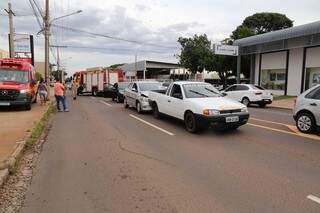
226 116 239 123
0 102 10 106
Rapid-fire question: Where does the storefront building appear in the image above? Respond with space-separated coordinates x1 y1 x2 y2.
234 21 320 96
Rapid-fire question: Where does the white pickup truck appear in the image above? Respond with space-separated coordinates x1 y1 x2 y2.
148 81 250 133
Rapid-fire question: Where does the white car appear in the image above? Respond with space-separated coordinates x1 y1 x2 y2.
222 84 273 108
293 84 320 133
148 81 249 133
123 81 166 113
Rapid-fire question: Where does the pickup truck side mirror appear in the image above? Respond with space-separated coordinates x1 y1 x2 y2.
172 93 183 99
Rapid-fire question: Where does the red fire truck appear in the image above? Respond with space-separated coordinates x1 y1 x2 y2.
0 58 38 110
74 67 124 96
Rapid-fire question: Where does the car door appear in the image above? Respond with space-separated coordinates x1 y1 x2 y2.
304 86 320 126
224 85 237 99
168 84 184 119
129 83 139 106
234 85 250 101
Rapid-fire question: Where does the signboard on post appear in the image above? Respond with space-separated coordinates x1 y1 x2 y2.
14 34 31 53
9 34 34 65
214 44 239 56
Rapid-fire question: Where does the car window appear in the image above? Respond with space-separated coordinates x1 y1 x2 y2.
166 84 173 95
183 83 221 98
236 85 249 91
251 85 265 90
132 83 138 92
170 84 182 99
226 86 235 92
305 86 320 100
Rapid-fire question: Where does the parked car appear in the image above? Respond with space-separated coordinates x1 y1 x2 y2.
222 84 273 108
148 81 249 133
293 84 320 133
103 82 130 103
0 58 38 110
124 81 166 113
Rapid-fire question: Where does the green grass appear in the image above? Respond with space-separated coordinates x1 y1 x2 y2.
273 95 296 101
25 103 56 149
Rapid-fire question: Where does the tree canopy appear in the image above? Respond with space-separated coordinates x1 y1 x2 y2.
231 12 293 40
177 34 213 74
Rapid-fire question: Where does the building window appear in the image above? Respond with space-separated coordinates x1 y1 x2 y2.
305 67 320 90
261 69 286 93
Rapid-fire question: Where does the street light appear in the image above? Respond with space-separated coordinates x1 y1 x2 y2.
50 10 82 24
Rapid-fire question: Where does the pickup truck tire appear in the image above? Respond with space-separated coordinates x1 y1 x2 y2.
152 103 161 119
296 112 315 133
184 111 199 133
136 102 142 114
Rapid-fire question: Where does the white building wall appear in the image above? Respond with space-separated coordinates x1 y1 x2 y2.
287 48 304 96
261 51 287 70
306 47 320 68
254 53 260 84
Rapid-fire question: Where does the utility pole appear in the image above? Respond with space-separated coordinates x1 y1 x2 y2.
44 0 50 84
5 3 15 58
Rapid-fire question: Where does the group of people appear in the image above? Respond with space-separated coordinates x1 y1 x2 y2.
37 78 79 112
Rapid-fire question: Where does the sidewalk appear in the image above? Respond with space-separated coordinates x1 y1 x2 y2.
269 97 295 110
0 89 54 169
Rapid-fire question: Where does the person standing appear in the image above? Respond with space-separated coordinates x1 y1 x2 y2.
54 79 69 112
38 79 48 106
72 79 79 100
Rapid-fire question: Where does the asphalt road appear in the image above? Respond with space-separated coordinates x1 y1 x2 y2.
21 95 320 213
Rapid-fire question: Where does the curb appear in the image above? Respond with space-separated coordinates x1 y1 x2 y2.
267 106 293 111
0 102 54 188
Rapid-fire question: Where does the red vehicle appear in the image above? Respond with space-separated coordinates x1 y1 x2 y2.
0 58 38 110
74 68 124 96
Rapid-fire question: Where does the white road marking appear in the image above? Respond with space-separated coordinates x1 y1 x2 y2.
99 100 112 107
307 195 320 205
129 114 175 136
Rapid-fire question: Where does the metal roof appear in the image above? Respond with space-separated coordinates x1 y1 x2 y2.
234 20 320 47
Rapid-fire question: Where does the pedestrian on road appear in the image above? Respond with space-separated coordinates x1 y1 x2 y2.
38 79 48 106
54 79 69 112
72 79 79 100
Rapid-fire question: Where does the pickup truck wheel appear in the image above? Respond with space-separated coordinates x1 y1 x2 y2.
124 98 129 108
184 112 198 133
136 102 142 114
296 112 315 133
241 97 250 107
152 103 160 119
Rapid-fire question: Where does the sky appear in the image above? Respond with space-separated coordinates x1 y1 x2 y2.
0 0 319 75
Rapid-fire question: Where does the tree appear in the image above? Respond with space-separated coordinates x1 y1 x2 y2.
177 34 213 74
231 12 293 40
109 63 124 69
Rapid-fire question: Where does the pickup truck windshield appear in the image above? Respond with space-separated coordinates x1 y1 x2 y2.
0 69 29 83
139 82 163 91
183 83 221 98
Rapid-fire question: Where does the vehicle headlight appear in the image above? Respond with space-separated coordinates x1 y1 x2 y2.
20 89 31 94
203 109 220 116
140 97 149 103
241 107 248 113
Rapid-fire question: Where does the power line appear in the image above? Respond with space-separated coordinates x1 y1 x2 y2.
51 24 179 49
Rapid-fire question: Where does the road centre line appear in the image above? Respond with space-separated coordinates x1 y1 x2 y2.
129 114 175 136
307 195 320 205
99 100 112 107
247 123 320 141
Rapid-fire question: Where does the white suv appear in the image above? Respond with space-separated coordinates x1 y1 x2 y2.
293 84 320 133
222 84 273 108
